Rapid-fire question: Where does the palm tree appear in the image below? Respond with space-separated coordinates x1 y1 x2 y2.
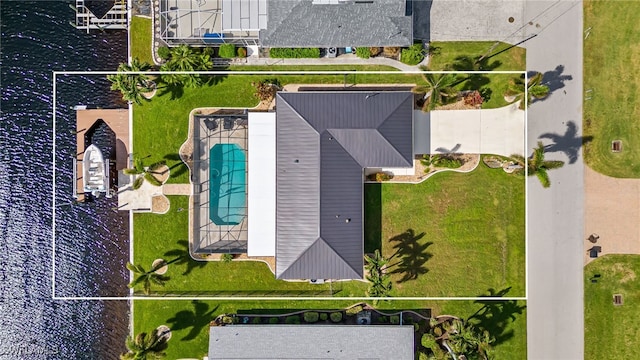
123 157 166 190
107 59 154 105
365 250 392 297
510 141 564 188
412 67 460 111
505 72 550 110
445 319 495 360
160 45 211 88
120 330 168 360
127 262 170 295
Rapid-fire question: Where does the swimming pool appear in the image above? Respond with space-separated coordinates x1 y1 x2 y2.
209 144 246 225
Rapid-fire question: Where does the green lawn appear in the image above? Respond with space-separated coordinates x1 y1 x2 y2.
584 255 640 359
133 299 526 359
583 1 640 177
130 16 153 65
367 159 525 297
133 195 368 296
428 41 525 109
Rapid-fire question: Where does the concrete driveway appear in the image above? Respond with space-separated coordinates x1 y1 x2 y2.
523 1 584 359
413 104 525 157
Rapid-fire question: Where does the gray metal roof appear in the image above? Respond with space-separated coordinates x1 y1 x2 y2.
208 325 415 359
259 0 413 47
275 92 413 279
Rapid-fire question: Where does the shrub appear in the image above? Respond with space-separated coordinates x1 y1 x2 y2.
421 154 432 167
375 172 391 182
370 47 383 57
330 312 343 323
356 47 370 59
237 47 247 58
346 305 363 316
378 315 388 323
464 90 484 108
269 47 320 58
220 253 234 262
383 47 400 58
253 78 282 103
390 315 400 324
252 317 262 324
431 155 462 169
401 43 425 65
202 47 215 57
219 44 236 58
303 312 319 323
157 46 171 60
319 313 328 321
285 315 301 324
221 315 234 324
269 317 279 324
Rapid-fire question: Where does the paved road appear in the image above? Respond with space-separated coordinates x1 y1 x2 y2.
523 1 584 359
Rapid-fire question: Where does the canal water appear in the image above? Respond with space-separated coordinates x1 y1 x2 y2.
1 1 130 358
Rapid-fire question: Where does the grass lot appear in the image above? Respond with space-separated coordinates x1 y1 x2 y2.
583 1 640 177
584 255 640 359
366 160 525 297
130 16 153 65
133 162 524 298
133 195 368 297
428 41 526 109
134 299 526 359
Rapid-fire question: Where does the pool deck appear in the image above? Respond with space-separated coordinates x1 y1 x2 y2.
75 108 129 202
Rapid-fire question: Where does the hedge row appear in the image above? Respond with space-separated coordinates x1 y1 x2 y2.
269 47 320 58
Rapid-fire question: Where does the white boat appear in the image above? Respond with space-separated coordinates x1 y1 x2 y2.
83 144 107 196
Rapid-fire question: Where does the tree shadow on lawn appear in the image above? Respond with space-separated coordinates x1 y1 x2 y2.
364 184 382 253
467 287 527 346
156 82 184 100
450 55 501 94
388 229 433 283
166 300 219 341
539 120 594 164
164 240 208 276
164 153 189 179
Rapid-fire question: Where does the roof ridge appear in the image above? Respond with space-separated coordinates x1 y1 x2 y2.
376 93 414 166
315 237 363 277
277 93 320 136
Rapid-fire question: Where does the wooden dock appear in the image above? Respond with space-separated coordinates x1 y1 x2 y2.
73 0 127 33
74 108 129 202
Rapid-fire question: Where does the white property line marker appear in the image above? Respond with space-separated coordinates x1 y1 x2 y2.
52 70 527 301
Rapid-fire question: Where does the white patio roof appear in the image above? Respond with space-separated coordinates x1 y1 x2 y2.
247 112 276 256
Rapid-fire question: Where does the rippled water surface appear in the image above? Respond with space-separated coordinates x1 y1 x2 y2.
1 1 130 358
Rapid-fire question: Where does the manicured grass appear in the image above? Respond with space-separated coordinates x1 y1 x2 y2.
130 16 153 65
584 255 640 359
132 195 368 296
133 299 526 359
369 159 525 297
583 1 640 177
428 41 526 71
427 41 525 109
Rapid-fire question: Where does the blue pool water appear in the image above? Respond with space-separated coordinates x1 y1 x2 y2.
209 144 246 225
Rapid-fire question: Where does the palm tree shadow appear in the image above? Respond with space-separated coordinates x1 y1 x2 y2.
388 229 432 283
164 240 207 275
163 153 189 178
451 55 501 91
166 301 219 341
157 81 184 100
538 120 593 164
467 287 527 346
540 64 573 92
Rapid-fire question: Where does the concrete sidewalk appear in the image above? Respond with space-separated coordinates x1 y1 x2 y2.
239 54 425 72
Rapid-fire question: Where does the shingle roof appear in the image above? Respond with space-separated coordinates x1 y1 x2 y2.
260 0 413 47
208 325 415 359
275 91 413 279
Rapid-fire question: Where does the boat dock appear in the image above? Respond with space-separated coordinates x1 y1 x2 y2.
73 108 129 202
72 0 127 33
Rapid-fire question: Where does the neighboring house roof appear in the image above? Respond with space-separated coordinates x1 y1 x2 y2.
208 325 415 359
260 0 413 47
275 92 414 279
